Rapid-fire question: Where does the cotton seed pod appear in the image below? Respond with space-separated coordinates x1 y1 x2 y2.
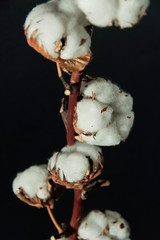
78 209 131 240
12 164 64 208
74 77 134 146
48 141 103 190
75 0 150 28
24 0 92 75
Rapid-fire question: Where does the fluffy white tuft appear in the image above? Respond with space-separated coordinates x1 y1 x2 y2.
78 209 131 240
117 0 150 28
105 210 130 239
76 77 134 146
75 0 118 27
24 0 91 60
80 123 121 146
61 141 102 167
48 142 102 182
75 0 150 28
12 164 50 200
81 77 119 104
78 210 108 239
76 99 113 133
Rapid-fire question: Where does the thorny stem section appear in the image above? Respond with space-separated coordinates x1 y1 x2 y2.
66 71 83 240
46 205 63 234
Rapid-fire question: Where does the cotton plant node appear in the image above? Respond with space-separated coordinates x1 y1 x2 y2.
73 76 134 146
24 0 92 78
48 142 104 190
13 0 150 239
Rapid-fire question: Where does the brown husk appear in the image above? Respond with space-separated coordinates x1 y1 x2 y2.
17 187 54 209
24 29 92 74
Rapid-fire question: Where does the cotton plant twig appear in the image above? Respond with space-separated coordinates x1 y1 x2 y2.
46 205 63 234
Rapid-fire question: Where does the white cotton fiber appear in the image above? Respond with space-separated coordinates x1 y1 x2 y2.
80 123 121 146
78 210 131 240
12 165 50 200
117 0 150 28
24 0 91 60
60 21 91 59
49 152 89 182
114 111 134 140
111 89 133 114
48 142 103 183
81 77 119 104
93 236 112 240
61 141 102 167
76 99 113 132
75 77 134 146
105 210 130 240
78 210 108 239
75 0 118 27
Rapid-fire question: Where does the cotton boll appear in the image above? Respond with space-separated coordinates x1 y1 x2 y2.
80 123 121 146
49 143 103 189
114 111 134 140
24 0 91 67
75 0 118 27
117 0 150 28
61 141 102 168
60 22 91 59
78 210 108 239
12 165 50 200
76 99 113 133
111 90 133 114
81 78 119 104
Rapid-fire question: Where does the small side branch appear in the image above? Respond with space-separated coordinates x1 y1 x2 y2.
46 205 63 234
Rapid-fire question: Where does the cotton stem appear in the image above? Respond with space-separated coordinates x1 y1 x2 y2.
70 189 83 240
66 71 83 240
66 71 81 146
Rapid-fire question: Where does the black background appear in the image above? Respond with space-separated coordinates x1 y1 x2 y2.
0 0 160 240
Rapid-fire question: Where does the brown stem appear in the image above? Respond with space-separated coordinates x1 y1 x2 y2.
66 71 81 146
70 190 83 240
66 71 83 240
46 205 63 234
